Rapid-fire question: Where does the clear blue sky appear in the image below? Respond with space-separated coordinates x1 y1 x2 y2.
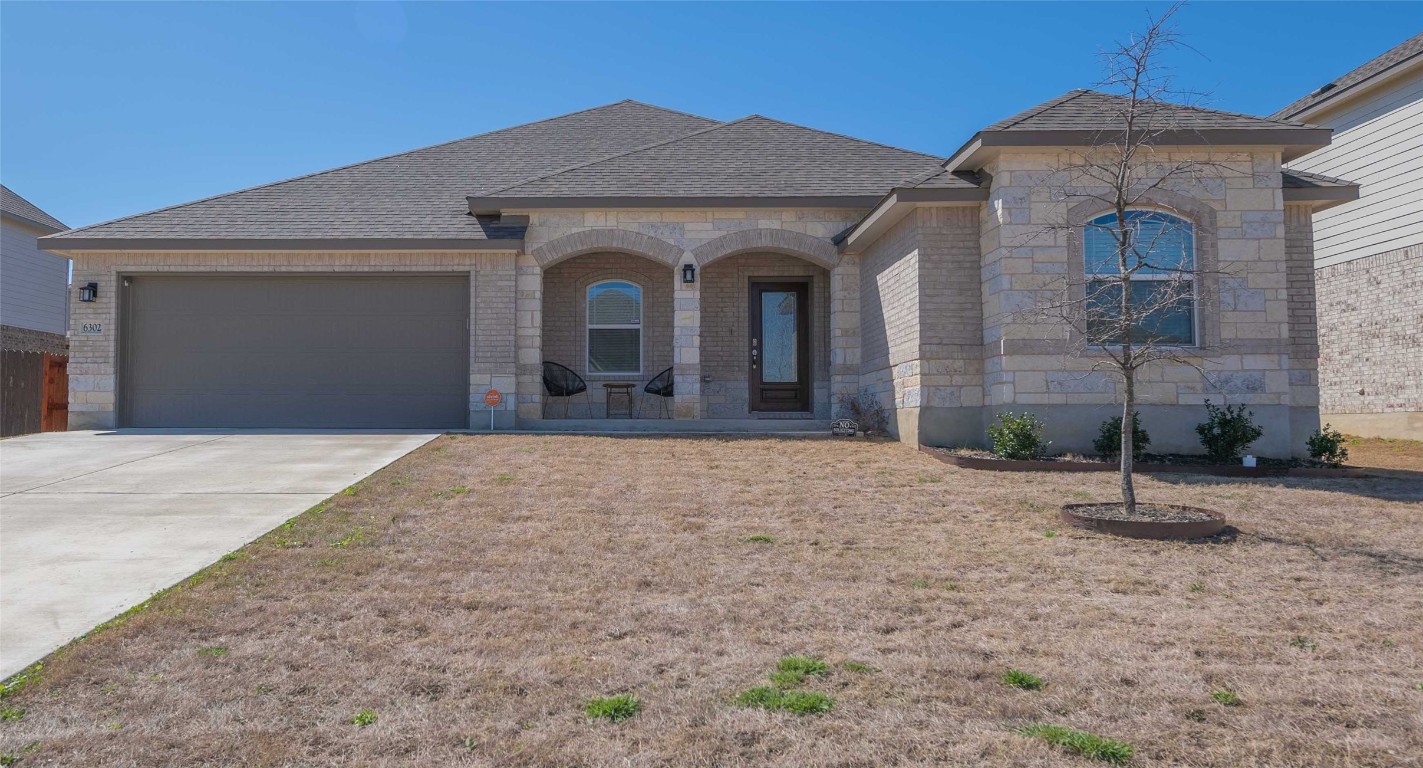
2 1 1415 229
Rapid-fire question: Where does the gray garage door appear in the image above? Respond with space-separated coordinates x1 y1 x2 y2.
120 275 469 428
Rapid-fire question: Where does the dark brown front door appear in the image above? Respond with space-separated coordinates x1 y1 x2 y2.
749 280 810 412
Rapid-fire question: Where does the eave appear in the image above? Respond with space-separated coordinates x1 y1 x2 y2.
944 127 1335 172
835 186 990 254
467 194 884 216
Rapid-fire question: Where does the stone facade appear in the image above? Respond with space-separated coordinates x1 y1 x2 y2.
1314 244 1423 439
62 250 519 430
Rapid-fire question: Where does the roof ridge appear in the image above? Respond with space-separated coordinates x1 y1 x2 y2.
728 114 945 162
1273 32 1423 120
1076 89 1315 128
53 100 714 237
471 116 757 197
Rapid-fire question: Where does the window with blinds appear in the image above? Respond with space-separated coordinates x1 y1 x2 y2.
587 281 642 374
1083 210 1197 346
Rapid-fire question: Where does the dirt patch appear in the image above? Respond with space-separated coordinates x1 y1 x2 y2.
2 435 1421 767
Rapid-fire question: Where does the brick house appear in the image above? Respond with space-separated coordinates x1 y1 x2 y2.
39 94 1356 456
1274 33 1422 440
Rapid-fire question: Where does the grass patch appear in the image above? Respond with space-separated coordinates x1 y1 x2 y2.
1290 636 1318 651
777 655 828 677
1210 689 1242 706
910 578 930 589
341 484 363 497
0 707 24 721
494 473 515 485
744 534 775 544
841 661 879 674
1001 669 1045 690
219 552 243 563
768 670 805 689
350 709 378 727
734 687 835 715
1189 581 1205 592
1044 529 1057 538
584 694 641 722
195 646 228 657
1016 723 1134 764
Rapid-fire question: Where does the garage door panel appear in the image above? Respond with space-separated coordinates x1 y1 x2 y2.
122 276 470 428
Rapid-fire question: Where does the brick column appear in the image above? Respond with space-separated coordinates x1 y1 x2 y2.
830 254 861 413
515 254 544 421
673 258 702 419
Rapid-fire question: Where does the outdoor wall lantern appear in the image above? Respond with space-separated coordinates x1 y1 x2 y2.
78 282 99 302
681 263 696 284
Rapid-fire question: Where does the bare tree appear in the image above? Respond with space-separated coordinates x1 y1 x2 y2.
1025 3 1229 513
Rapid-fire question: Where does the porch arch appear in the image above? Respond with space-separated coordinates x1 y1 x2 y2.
690 228 840 270
531 229 685 270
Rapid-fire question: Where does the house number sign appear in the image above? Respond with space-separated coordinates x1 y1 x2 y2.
79 322 104 335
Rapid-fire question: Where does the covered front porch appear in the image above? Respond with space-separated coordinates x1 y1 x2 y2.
512 227 860 425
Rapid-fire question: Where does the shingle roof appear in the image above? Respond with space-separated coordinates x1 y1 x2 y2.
1281 168 1355 189
1 184 67 233
468 115 957 203
986 89 1315 132
45 101 717 245
1273 33 1423 121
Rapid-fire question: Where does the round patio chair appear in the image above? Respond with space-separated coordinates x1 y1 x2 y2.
635 366 674 419
541 361 590 419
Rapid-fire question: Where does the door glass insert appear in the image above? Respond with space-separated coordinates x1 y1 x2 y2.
760 291 798 383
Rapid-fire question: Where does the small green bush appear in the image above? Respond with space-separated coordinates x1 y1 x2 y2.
350 709 378 727
988 412 1049 460
1093 412 1150 460
735 687 835 715
1307 423 1349 466
584 694 641 722
1195 400 1264 463
1016 723 1134 764
1001 669 1045 690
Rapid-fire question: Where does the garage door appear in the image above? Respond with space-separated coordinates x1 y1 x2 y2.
120 275 469 428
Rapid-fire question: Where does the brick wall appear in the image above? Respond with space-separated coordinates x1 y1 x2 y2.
1315 244 1423 419
541 252 673 416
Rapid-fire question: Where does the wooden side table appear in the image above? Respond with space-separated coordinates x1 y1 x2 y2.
603 382 636 418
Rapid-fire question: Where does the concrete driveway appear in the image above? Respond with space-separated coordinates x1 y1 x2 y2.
0 430 437 679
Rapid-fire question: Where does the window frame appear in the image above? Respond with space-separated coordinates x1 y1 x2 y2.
585 279 643 376
1083 208 1199 349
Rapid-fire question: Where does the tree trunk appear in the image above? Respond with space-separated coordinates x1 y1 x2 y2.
1120 375 1137 515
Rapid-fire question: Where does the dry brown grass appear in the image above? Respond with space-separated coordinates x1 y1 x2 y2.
3 435 1422 767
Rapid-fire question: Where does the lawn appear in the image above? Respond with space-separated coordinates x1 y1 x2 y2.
2 435 1421 766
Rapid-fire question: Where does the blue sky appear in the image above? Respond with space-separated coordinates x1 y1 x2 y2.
2 2 1415 229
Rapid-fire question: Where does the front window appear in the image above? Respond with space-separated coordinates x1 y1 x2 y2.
1083 210 1196 346
587 281 642 374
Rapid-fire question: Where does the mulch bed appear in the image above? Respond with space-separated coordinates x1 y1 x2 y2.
1060 502 1227 540
922 446 1374 478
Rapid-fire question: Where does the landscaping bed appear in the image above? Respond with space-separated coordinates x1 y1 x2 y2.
1060 502 1228 540
924 446 1374 478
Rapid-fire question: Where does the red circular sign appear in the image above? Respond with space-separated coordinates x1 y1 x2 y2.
483 389 502 407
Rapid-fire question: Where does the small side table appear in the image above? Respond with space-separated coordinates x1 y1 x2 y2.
603 382 636 418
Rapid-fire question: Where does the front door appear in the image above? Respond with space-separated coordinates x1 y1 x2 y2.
749 280 810 412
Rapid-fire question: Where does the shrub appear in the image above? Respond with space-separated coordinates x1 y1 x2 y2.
1195 400 1263 463
834 390 889 436
1016 724 1134 764
1093 413 1150 461
584 694 641 722
735 687 835 715
1001 669 1045 690
987 412 1048 460
1307 423 1349 466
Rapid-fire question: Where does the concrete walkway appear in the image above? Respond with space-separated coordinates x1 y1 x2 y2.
0 430 437 679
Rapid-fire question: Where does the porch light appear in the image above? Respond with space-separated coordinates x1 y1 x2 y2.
681 263 696 284
78 282 99 302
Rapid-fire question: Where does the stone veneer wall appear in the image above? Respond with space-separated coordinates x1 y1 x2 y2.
1314 243 1423 439
63 251 518 430
541 253 673 417
700 253 830 418
975 149 1318 457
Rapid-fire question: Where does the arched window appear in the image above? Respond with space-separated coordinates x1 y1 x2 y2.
1083 210 1196 346
587 281 642 374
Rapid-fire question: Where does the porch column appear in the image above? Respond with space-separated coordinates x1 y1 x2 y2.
673 257 702 419
830 254 861 412
515 253 544 421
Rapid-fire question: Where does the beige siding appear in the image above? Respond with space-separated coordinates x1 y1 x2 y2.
1289 67 1423 267
2 219 70 335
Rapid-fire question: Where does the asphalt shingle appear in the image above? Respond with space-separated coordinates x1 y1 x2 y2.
1273 33 1423 121
986 89 1317 132
1 184 67 232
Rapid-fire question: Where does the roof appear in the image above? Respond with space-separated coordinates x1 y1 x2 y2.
1 184 67 233
1280 168 1360 209
466 115 957 211
44 100 717 249
1273 33 1423 121
947 89 1333 169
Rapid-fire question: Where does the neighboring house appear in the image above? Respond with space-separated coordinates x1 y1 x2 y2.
1274 33 1423 440
2 184 70 436
40 95 1353 456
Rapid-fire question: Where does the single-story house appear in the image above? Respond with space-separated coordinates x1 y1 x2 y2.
40 93 1357 456
1273 33 1422 441
2 184 70 436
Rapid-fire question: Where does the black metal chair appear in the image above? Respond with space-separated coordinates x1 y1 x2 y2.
541 361 590 418
636 366 674 419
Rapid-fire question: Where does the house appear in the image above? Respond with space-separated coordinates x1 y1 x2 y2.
1274 33 1423 440
2 184 70 436
39 94 1355 456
